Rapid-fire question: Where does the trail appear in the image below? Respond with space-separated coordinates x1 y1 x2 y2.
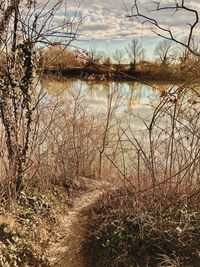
47 181 110 267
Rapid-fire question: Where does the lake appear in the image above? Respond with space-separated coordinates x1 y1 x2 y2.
41 75 175 130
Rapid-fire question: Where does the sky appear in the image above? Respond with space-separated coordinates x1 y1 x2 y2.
70 0 161 60
54 0 200 61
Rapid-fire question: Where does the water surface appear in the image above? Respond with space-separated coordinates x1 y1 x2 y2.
41 76 174 129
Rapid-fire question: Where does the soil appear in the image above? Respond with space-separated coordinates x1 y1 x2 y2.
47 180 110 267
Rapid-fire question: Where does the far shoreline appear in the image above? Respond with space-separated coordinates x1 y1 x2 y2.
42 66 186 83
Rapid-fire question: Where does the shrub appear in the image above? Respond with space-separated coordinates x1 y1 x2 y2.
84 189 200 267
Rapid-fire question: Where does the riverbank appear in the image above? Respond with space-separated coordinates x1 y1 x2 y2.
42 66 185 83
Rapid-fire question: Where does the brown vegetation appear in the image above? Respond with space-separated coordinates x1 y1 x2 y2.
40 43 83 72
0 0 200 266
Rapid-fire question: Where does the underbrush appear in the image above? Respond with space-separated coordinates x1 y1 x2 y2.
0 177 88 267
0 86 119 266
0 191 53 266
81 83 200 267
84 188 200 267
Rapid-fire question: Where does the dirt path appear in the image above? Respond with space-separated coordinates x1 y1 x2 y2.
47 181 110 267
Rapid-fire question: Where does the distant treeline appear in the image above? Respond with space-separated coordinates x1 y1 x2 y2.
1 40 199 82
39 41 199 82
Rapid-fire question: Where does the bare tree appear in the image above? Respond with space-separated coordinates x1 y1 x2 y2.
82 48 104 71
95 51 112 67
102 56 112 69
112 49 124 71
41 43 83 71
178 37 200 71
122 0 200 199
125 0 200 57
154 40 173 66
0 0 79 198
126 38 144 70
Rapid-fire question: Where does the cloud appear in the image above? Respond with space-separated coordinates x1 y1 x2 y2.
74 3 150 40
42 0 199 57
65 0 200 41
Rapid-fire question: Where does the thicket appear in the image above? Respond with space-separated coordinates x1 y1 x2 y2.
84 189 200 267
83 76 200 266
82 0 200 265
0 0 200 266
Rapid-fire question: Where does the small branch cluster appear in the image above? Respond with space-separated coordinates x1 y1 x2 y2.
125 0 200 57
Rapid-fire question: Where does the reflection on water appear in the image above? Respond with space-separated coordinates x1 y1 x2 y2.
41 76 176 131
41 75 173 113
